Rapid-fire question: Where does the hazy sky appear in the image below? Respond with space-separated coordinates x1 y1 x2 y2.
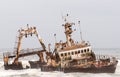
0 0 120 50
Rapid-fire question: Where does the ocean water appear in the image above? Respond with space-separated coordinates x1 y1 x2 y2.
0 48 120 77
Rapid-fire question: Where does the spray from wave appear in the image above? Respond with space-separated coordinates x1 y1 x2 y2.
115 60 120 74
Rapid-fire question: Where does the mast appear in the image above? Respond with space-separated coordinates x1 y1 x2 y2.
62 14 75 46
54 34 57 43
78 21 83 42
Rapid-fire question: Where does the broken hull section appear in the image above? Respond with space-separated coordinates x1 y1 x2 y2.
4 61 46 70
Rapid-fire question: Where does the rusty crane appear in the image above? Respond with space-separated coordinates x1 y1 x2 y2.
3 25 49 69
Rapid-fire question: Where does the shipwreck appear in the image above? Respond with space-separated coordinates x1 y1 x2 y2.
3 15 118 73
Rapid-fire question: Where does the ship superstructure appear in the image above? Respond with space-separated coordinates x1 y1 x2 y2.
41 14 118 73
54 17 95 68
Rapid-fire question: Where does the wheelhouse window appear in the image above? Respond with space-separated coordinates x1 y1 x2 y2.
75 51 77 54
81 50 83 53
61 53 63 57
84 49 86 53
65 53 67 56
68 52 70 55
87 48 89 52
78 50 80 53
72 52 74 55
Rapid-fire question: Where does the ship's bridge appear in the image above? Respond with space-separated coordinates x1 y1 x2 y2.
58 46 93 61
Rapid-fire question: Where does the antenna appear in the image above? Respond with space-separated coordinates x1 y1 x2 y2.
27 24 29 29
61 13 69 23
54 34 57 43
65 13 69 22
78 21 83 42
48 43 51 52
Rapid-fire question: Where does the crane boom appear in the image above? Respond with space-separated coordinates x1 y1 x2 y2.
13 26 46 64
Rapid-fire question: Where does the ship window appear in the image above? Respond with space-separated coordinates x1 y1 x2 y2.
68 52 70 55
65 53 67 56
87 48 89 52
75 51 77 54
78 50 80 53
61 53 63 57
84 49 86 53
81 50 83 53
72 52 74 55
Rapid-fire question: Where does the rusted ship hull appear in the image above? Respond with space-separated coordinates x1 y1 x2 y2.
63 64 117 73
4 61 46 70
41 61 118 73
4 63 23 70
41 65 64 72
